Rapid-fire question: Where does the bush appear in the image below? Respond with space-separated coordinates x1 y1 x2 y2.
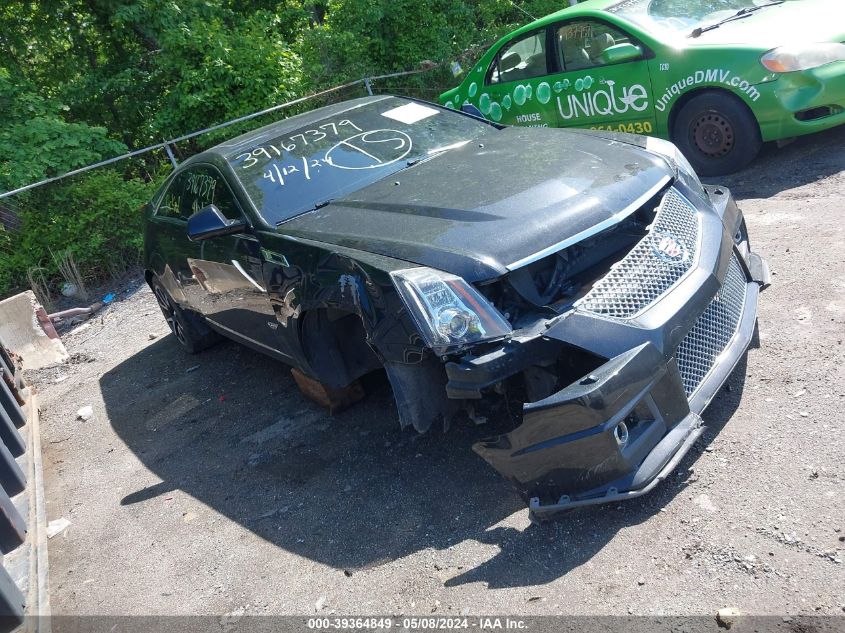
0 170 158 297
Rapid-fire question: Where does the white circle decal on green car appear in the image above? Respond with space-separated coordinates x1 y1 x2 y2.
479 93 492 115
537 82 551 104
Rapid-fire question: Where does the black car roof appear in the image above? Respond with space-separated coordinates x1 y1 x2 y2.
205 95 397 161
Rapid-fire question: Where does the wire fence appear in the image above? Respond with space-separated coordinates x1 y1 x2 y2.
0 60 471 303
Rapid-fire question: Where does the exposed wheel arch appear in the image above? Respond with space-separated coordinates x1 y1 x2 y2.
298 307 383 389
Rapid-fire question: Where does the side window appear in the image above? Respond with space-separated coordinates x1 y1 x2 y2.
487 30 548 85
181 167 242 220
156 172 188 220
556 20 636 71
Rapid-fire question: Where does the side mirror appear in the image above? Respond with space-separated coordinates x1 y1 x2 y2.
600 42 642 65
187 205 247 242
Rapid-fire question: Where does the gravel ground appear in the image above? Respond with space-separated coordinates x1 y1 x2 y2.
30 127 845 618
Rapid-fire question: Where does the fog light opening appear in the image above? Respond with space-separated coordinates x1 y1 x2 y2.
794 105 843 122
614 421 629 447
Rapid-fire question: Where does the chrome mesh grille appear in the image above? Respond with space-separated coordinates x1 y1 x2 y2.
578 188 699 319
676 255 748 396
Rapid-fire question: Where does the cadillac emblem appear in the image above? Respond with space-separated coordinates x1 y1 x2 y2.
652 232 689 265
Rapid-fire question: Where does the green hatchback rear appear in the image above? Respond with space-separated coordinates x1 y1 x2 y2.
440 0 845 175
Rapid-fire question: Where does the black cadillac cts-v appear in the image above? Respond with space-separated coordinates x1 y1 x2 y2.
143 96 769 519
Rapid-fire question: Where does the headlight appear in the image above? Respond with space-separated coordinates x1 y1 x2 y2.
390 267 512 352
761 43 845 73
646 136 703 194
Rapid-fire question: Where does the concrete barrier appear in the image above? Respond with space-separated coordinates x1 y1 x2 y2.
0 292 67 371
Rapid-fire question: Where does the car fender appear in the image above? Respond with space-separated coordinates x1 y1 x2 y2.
257 232 429 373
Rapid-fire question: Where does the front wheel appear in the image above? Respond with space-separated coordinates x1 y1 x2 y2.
672 92 762 177
150 277 219 354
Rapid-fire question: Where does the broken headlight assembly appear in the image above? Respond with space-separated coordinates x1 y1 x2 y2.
390 267 512 353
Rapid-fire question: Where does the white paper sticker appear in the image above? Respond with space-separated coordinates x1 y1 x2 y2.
381 102 439 125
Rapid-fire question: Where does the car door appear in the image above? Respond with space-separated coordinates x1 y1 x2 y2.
549 19 657 134
147 170 197 308
177 165 289 358
478 27 558 127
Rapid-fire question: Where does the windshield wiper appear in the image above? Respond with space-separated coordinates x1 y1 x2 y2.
277 199 334 224
689 0 785 38
401 140 473 170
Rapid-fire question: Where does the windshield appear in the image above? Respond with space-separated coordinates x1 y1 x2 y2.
228 98 495 225
608 0 778 36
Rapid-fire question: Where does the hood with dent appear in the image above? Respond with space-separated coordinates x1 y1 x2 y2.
685 0 845 46
280 126 671 282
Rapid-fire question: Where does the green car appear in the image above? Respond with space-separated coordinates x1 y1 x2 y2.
439 0 845 175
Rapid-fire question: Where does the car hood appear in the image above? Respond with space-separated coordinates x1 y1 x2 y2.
280 127 672 282
687 0 845 46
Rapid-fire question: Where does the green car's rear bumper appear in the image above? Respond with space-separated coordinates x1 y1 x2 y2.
758 61 845 141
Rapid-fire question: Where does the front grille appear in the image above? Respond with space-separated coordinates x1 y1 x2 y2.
676 255 748 396
578 187 699 319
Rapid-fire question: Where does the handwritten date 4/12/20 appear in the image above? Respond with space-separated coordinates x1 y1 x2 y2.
262 156 326 187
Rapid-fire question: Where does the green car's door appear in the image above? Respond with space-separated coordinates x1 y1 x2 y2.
478 27 559 127
548 18 657 135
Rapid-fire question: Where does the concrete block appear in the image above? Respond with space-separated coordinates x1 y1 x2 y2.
0 292 67 370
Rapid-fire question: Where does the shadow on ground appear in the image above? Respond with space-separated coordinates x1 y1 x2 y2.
704 126 845 199
100 329 749 588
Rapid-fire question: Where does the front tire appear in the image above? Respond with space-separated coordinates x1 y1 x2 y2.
672 92 762 177
150 277 219 354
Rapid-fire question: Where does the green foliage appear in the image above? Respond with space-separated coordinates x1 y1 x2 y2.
1 170 157 296
0 69 127 192
150 8 305 143
0 0 568 298
301 0 568 87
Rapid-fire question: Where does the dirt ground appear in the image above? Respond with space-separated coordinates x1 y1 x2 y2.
29 126 845 618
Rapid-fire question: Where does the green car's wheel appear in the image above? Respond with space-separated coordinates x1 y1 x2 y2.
672 92 762 177
150 277 219 354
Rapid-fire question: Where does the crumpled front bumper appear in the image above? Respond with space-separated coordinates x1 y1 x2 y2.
448 184 768 520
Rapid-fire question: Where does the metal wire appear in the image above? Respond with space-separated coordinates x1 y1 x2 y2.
0 65 466 200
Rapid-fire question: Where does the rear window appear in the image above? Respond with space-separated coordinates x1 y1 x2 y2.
228 98 495 225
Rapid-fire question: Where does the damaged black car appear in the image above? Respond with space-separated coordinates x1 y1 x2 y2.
143 95 769 519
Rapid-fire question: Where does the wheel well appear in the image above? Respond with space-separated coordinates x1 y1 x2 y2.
667 87 760 143
299 308 382 388
144 269 154 288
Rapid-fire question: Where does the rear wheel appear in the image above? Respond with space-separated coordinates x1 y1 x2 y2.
672 92 762 177
150 277 219 354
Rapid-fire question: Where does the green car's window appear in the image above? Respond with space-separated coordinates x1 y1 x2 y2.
488 30 548 85
556 20 636 71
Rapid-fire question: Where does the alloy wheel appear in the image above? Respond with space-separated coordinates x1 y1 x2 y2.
154 285 187 347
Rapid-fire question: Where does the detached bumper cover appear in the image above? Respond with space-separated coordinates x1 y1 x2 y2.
460 185 767 518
